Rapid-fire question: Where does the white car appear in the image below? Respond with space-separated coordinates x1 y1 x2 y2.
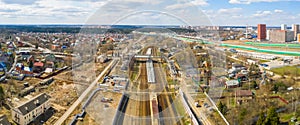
241 70 249 75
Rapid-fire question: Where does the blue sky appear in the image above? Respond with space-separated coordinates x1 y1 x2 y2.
0 0 299 26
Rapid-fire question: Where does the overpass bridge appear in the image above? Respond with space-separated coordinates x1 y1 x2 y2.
134 55 163 62
35 51 76 57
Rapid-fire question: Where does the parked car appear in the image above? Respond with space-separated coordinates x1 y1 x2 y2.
259 64 269 67
241 70 249 75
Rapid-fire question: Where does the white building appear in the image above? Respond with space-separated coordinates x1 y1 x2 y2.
266 30 270 40
11 93 51 125
281 24 287 30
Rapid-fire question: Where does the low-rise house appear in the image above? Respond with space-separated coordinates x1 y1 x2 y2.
0 53 9 64
44 61 55 70
12 93 51 125
44 68 53 73
19 86 35 97
235 90 253 98
26 55 34 64
107 50 114 57
225 80 240 88
7 42 16 50
45 54 56 63
0 62 7 72
33 62 44 73
0 115 11 125
235 90 253 104
9 71 25 81
232 64 246 71
236 74 248 81
193 45 202 50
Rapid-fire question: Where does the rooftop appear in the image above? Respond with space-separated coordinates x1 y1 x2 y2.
34 62 44 67
14 93 50 115
226 80 239 86
0 115 11 125
235 90 253 97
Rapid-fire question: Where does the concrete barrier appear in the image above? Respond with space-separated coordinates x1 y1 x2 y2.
204 92 230 125
179 89 201 125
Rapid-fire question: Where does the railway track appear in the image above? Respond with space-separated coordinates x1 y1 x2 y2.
137 61 151 125
118 46 184 125
153 47 184 125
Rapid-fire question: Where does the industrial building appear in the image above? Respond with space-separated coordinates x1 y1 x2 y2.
269 30 294 42
257 24 266 41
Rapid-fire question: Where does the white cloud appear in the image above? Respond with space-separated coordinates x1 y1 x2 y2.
253 10 272 17
165 0 208 10
0 0 108 24
274 9 283 13
218 8 242 14
229 0 283 4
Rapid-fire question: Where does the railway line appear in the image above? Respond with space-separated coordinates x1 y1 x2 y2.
115 46 184 125
152 47 184 125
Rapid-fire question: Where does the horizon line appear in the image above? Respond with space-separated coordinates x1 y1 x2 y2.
0 24 291 27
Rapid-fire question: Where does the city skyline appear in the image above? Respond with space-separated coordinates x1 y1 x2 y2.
0 0 300 26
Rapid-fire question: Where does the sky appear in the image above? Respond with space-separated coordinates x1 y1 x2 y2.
0 0 300 26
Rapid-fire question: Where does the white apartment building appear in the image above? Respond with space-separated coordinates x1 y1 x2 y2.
11 93 51 125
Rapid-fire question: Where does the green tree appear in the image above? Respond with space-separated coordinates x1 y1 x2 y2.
271 82 287 93
265 107 280 125
271 84 279 93
0 86 5 106
295 107 300 118
29 61 34 68
256 112 266 125
250 81 258 89
238 108 247 123
35 43 39 49
217 101 228 115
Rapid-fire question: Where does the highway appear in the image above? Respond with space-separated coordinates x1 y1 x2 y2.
55 59 118 125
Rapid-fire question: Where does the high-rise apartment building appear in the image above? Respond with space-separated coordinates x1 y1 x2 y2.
257 24 266 41
266 30 270 40
269 30 294 43
292 24 299 40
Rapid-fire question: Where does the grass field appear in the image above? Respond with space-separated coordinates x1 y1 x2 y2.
271 66 300 76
